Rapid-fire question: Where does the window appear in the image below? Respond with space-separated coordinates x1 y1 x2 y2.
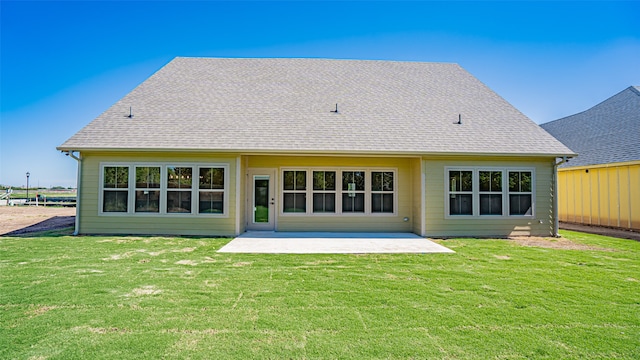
167 167 192 213
509 171 532 215
313 171 336 213
135 166 160 213
198 167 225 214
283 170 306 213
448 170 473 215
100 163 228 216
103 166 129 212
446 167 534 217
342 171 365 213
371 171 394 213
479 171 502 215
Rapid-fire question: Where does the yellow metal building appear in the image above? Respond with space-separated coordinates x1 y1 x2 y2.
542 86 640 231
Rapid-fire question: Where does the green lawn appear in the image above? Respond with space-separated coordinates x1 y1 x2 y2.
1 229 638 359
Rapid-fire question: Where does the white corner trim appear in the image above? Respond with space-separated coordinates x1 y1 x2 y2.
235 156 241 236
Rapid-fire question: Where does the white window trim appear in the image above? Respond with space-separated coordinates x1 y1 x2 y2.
444 167 535 219
99 162 229 217
280 167 398 216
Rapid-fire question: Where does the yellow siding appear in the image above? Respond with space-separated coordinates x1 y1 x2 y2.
247 155 416 232
558 169 568 222
631 166 640 229
557 162 640 231
589 170 600 226
423 156 555 237
78 152 240 236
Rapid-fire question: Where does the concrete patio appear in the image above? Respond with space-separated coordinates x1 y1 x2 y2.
218 232 455 254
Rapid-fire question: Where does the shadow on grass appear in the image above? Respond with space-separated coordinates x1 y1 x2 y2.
1 216 75 237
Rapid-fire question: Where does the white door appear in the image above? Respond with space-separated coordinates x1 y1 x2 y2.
246 169 276 231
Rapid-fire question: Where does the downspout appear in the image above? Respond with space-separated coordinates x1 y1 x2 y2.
64 151 82 235
553 157 569 237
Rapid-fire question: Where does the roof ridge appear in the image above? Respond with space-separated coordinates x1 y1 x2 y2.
172 56 460 66
542 86 640 125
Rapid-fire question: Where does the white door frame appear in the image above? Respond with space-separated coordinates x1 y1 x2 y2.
246 168 277 231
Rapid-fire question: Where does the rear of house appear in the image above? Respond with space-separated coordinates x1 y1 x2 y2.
59 57 574 237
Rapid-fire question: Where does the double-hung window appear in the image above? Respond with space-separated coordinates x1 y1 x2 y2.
103 166 129 213
448 170 473 215
446 168 534 217
371 171 394 213
508 171 533 215
342 171 365 213
198 167 225 214
312 171 336 213
283 170 307 213
135 166 160 213
479 171 502 215
167 167 192 213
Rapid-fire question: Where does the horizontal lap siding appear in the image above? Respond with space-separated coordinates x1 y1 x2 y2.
423 157 555 237
78 152 239 236
247 156 416 232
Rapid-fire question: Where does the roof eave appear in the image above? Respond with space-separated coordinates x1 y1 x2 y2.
56 146 576 159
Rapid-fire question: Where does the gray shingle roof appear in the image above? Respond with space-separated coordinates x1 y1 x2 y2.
541 86 640 168
59 57 573 157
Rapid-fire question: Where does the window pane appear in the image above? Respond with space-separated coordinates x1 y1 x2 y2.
313 171 335 191
383 172 393 191
342 171 365 191
372 193 394 213
199 192 224 214
199 168 224 189
461 171 473 191
103 190 128 212
168 167 192 189
104 166 129 189
313 193 335 213
167 191 192 213
135 190 160 212
520 172 532 192
283 193 306 213
480 194 502 215
479 171 490 191
372 172 383 191
449 171 461 192
510 194 532 215
342 193 365 212
449 194 472 215
284 171 294 190
296 171 306 190
136 167 160 188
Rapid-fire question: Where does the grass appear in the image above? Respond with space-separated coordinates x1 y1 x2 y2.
1 230 638 359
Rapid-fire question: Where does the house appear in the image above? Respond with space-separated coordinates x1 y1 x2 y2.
541 86 640 231
58 57 574 237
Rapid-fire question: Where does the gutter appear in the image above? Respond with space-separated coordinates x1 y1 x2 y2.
63 151 81 235
56 146 576 159
553 156 570 237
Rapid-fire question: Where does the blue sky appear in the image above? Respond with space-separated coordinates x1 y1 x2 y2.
1 1 639 188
